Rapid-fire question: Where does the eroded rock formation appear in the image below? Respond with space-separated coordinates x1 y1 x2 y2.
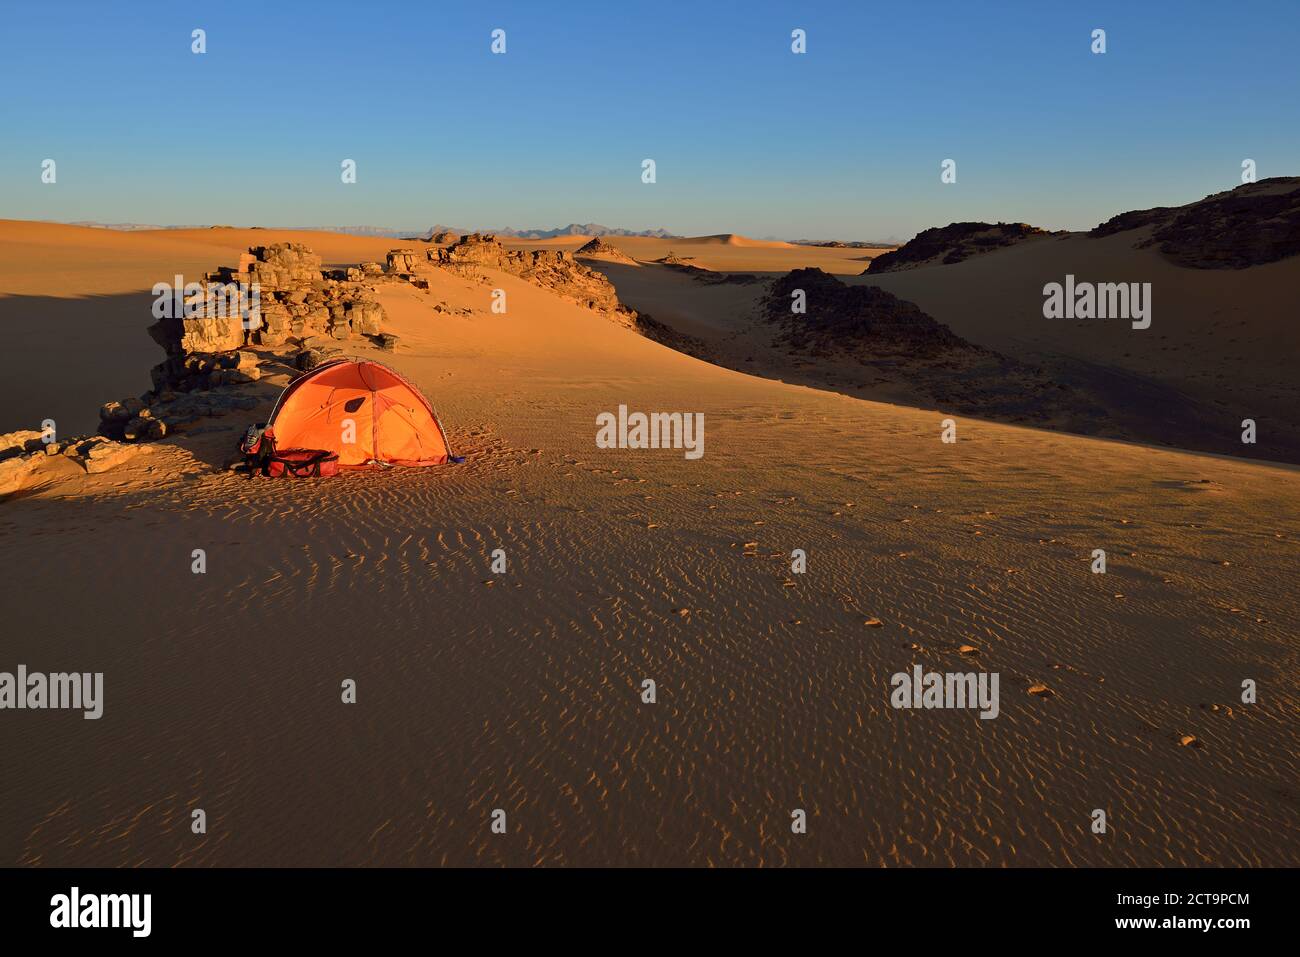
1089 176 1300 268
95 242 388 445
150 242 386 363
574 237 638 265
387 233 628 315
865 222 1054 273
762 268 1104 427
765 268 969 357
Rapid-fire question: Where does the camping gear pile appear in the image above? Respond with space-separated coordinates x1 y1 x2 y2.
240 358 458 477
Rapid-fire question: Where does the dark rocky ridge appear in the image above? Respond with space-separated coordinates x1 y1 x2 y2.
762 269 1106 427
1089 177 1300 268
866 222 1055 273
766 268 968 357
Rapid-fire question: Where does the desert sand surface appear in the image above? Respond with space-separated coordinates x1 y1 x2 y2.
1 222 1298 867
852 231 1300 455
592 224 1300 463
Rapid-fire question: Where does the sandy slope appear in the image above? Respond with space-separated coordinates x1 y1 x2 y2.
0 224 1297 867
851 230 1300 448
593 232 1300 463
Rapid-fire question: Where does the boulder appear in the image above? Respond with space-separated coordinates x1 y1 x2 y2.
83 440 146 474
179 313 245 353
99 398 146 427
123 416 166 442
1 429 50 459
0 454 43 498
348 300 383 336
386 249 422 274
296 347 333 370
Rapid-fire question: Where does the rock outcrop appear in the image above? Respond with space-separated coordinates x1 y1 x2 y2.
11 239 408 488
95 242 386 446
761 269 1104 427
1089 176 1300 268
865 222 1054 273
150 242 386 366
387 233 627 315
765 268 968 357
574 236 638 265
654 251 708 273
1 430 151 498
98 356 263 442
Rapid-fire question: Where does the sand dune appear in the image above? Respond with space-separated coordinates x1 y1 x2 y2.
1 220 1297 866
685 233 797 248
590 217 1300 463
851 232 1300 459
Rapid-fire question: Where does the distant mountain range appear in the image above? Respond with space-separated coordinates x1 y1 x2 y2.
59 221 682 240
58 220 896 245
420 223 680 240
62 222 421 236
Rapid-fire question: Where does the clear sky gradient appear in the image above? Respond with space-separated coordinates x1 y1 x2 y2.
2 0 1297 240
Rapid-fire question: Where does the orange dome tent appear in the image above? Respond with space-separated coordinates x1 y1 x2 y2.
262 358 452 468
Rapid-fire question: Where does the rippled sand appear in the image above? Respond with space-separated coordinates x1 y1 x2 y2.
1 228 1297 866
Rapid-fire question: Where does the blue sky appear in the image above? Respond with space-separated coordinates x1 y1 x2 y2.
1 0 1297 240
